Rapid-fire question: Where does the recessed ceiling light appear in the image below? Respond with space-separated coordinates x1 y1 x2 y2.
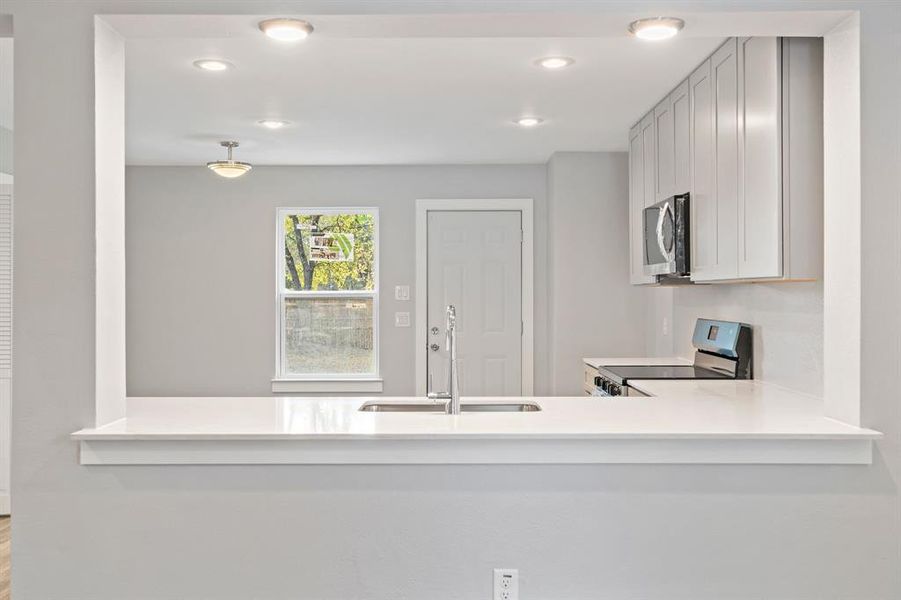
193 59 234 72
536 56 575 70
258 18 314 42
258 119 291 130
628 17 685 41
207 141 252 179
515 117 544 128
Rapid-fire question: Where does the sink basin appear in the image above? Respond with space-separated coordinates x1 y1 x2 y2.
358 400 542 413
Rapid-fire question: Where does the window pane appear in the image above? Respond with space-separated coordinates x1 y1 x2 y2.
284 297 375 375
284 213 375 291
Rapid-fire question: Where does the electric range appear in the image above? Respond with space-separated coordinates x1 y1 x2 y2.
592 319 752 397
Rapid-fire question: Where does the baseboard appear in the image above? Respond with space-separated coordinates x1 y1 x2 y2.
0 493 9 515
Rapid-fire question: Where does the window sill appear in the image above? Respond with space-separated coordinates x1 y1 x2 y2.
271 378 383 393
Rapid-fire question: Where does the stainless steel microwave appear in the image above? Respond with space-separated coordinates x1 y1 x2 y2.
643 193 690 277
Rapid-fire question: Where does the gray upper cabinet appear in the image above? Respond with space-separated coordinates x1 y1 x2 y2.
640 111 656 209
737 36 782 279
629 116 657 285
628 35 823 286
689 38 740 282
655 79 690 202
654 97 674 201
688 58 718 281
671 79 690 195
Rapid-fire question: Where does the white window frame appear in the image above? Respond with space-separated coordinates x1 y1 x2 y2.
272 207 382 393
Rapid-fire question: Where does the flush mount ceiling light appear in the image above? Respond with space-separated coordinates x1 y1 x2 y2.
535 56 575 70
206 141 252 178
193 59 234 72
628 17 685 41
258 18 314 41
257 119 291 130
514 116 544 128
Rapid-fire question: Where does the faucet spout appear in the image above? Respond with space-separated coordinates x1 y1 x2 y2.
444 305 460 415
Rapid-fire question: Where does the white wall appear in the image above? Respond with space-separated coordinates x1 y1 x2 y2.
671 282 824 395
547 152 648 394
823 14 861 424
9 2 901 599
127 156 644 398
125 164 551 396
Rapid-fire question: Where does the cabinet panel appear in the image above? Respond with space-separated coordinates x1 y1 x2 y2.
671 79 691 195
640 112 656 209
654 98 674 201
711 38 740 280
738 36 783 278
688 59 719 280
629 122 656 285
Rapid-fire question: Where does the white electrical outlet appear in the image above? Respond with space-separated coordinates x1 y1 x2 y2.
394 285 410 301
493 568 518 600
395 312 411 327
662 316 669 336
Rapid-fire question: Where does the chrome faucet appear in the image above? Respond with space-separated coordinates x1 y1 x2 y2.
427 305 461 415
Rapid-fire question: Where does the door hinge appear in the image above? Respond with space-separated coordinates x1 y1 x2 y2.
521 321 524 335
520 229 524 243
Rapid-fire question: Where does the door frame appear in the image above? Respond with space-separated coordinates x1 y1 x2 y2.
414 198 534 397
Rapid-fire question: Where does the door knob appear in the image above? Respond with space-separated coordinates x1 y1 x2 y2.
430 343 440 352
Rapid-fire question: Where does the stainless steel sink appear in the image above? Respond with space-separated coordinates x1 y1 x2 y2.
358 400 542 413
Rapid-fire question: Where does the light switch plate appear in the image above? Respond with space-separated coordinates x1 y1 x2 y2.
395 312 411 327
395 285 410 301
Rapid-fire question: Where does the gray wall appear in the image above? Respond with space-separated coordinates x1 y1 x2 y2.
10 1 901 599
672 282 824 395
547 152 648 394
125 165 551 396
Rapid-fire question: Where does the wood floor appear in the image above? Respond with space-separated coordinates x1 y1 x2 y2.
0 517 8 600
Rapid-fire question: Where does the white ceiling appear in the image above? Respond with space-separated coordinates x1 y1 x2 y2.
120 12 849 166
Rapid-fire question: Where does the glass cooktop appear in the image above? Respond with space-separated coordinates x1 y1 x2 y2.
599 365 732 383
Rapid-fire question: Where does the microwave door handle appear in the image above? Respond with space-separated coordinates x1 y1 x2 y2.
655 204 673 261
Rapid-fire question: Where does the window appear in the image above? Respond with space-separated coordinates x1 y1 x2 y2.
275 208 379 391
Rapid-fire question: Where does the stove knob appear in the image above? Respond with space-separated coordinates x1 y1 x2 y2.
609 384 621 396
601 379 610 393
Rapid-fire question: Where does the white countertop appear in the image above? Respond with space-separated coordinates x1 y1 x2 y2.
72 382 881 466
583 356 693 369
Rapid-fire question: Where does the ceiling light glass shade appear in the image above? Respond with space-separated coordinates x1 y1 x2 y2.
628 17 685 41
207 162 253 178
515 117 544 127
193 59 233 71
207 141 252 178
258 18 314 41
536 56 575 70
258 119 291 129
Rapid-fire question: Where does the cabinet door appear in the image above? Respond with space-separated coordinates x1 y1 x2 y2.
654 97 674 201
693 39 740 281
629 122 655 285
640 111 656 210
737 36 783 278
688 59 719 280
671 79 691 194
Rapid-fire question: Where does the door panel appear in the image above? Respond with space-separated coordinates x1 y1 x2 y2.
427 211 522 396
654 98 674 201
671 79 691 195
640 112 656 209
738 36 783 278
629 123 655 284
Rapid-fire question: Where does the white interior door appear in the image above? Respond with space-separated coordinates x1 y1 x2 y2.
427 210 522 397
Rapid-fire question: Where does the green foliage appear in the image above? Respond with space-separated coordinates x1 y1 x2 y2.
284 212 375 291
